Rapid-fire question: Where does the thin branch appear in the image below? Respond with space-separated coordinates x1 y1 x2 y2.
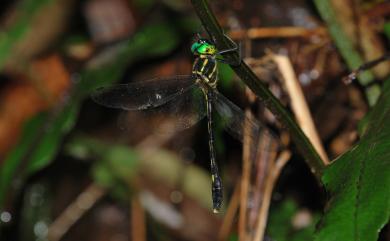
131 195 146 241
229 27 328 40
253 150 291 241
272 53 330 165
239 110 255 241
190 0 325 180
218 181 241 241
47 183 106 241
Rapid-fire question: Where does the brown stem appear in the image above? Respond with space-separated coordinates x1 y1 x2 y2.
253 151 291 241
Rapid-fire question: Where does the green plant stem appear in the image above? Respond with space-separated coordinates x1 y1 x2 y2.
191 0 325 180
313 0 380 106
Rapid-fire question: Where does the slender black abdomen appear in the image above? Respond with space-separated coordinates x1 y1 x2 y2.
205 90 223 212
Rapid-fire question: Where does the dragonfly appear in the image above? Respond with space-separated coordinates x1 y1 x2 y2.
91 36 278 213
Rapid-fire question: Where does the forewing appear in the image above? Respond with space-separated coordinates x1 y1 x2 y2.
91 75 195 110
118 83 207 133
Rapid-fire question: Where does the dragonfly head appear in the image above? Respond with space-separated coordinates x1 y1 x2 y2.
191 39 217 56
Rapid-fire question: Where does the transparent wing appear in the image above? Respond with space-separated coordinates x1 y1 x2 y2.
212 89 279 146
91 75 196 110
117 82 207 133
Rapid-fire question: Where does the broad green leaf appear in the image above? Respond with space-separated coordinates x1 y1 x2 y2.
315 80 390 241
0 23 180 209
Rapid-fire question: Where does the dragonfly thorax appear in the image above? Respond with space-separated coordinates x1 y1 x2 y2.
192 55 218 89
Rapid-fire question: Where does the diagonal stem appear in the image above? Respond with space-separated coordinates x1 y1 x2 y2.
190 0 325 180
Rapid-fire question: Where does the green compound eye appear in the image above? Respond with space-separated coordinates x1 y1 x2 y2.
191 39 216 55
191 42 201 53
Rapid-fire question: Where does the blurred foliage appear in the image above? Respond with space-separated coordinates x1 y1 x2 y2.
0 22 181 209
313 0 379 105
267 199 319 241
133 0 155 13
228 233 238 241
65 134 216 210
65 136 139 200
315 80 390 241
383 21 390 41
19 183 52 241
0 0 58 70
218 63 235 90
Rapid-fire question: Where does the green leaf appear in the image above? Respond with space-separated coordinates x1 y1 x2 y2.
133 0 156 13
0 113 48 207
228 233 238 241
267 200 297 241
383 21 390 41
0 106 80 209
78 23 180 94
26 104 79 175
91 144 139 200
0 0 54 70
315 80 390 241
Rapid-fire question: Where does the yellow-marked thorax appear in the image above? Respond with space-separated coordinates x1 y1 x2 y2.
192 54 218 88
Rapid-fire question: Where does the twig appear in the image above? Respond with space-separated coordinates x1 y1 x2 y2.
239 110 255 241
131 195 146 241
271 53 330 165
253 150 291 241
218 181 241 241
249 131 279 229
47 183 106 241
229 27 328 40
190 0 325 180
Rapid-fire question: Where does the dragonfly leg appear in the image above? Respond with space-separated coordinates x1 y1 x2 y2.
216 33 242 66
